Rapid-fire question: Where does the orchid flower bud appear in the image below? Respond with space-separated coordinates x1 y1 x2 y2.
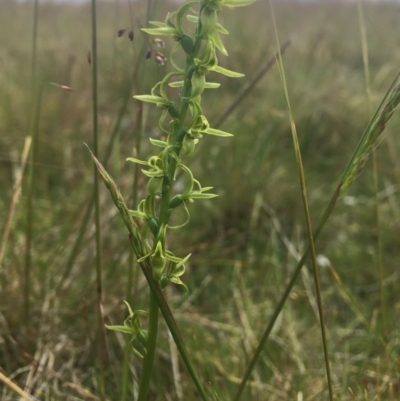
151 241 165 281
169 194 184 209
181 34 194 55
147 217 159 237
168 102 180 119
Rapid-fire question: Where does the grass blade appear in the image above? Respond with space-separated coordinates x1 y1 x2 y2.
90 0 107 396
268 4 333 400
357 0 387 342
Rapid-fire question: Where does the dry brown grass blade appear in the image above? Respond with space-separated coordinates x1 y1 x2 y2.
0 371 35 401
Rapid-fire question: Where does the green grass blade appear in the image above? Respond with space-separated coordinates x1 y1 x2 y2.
357 0 387 342
268 4 333 400
90 0 107 396
137 291 159 401
339 70 400 195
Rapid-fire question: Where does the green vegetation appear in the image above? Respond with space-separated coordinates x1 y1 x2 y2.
1 1 400 400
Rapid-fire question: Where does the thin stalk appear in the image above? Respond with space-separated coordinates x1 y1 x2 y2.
0 371 34 401
157 38 202 231
31 0 39 85
24 85 43 324
122 1 153 397
136 255 208 401
357 0 387 342
130 103 144 306
91 0 106 397
269 4 333 401
137 291 159 401
24 0 40 327
121 342 132 401
373 151 387 341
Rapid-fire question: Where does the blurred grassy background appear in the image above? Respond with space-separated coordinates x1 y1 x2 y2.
1 0 400 399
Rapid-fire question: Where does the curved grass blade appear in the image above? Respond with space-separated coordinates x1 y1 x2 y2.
267 3 333 400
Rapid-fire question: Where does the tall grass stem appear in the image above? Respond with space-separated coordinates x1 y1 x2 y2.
122 1 154 396
24 0 40 326
137 291 159 401
269 4 334 400
357 0 387 343
90 0 106 397
24 85 44 324
31 0 39 84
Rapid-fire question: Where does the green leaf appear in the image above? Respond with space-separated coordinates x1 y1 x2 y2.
129 210 146 219
200 186 214 192
149 138 168 147
211 65 244 78
204 82 220 88
134 310 149 316
169 81 184 88
141 27 178 36
202 127 233 137
141 169 165 178
216 22 229 34
133 95 168 105
222 0 256 7
105 324 135 334
188 192 218 199
132 348 145 359
123 301 134 317
148 21 167 27
164 252 184 264
169 81 219 89
209 30 228 56
186 15 198 23
137 252 151 263
170 277 189 295
126 157 149 166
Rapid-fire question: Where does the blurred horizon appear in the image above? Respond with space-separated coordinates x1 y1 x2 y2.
8 0 400 6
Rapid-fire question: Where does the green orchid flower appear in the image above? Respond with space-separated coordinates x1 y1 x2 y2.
105 302 149 358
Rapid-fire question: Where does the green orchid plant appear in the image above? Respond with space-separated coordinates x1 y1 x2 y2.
90 0 255 398
129 0 254 291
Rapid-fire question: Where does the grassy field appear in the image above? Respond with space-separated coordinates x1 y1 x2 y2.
1 0 400 400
